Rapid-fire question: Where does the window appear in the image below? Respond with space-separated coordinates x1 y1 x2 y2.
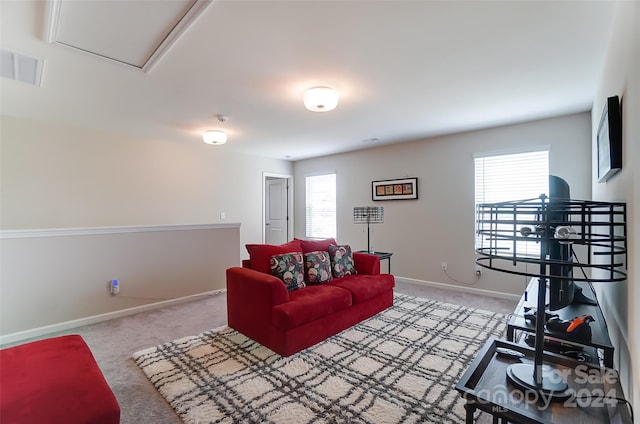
305 173 336 239
474 149 549 255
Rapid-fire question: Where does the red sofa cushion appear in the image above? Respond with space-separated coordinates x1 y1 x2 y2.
0 334 120 424
352 252 381 275
246 240 303 274
271 285 352 329
329 274 395 303
294 238 337 253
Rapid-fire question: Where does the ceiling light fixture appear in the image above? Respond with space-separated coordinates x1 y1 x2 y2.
202 114 228 145
202 130 227 145
303 86 339 112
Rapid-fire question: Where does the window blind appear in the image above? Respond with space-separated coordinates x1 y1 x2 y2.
474 150 549 255
305 173 336 239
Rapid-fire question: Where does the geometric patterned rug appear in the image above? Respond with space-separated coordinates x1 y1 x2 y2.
133 293 506 423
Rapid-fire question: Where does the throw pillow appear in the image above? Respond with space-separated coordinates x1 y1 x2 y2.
304 251 333 284
270 252 306 292
328 244 358 278
246 240 303 274
294 238 338 254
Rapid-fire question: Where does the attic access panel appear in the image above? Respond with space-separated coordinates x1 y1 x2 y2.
46 0 212 72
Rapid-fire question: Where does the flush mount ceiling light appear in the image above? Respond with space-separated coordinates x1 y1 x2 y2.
202 130 227 145
202 114 228 145
303 86 339 112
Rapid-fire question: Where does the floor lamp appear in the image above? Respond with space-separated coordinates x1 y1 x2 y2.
353 206 384 253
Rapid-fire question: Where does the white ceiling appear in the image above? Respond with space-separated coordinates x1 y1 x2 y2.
0 0 615 161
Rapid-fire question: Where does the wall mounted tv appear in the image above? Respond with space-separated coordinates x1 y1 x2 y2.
597 95 622 183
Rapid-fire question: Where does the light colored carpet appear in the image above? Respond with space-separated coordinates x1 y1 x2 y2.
6 280 516 423
133 293 507 423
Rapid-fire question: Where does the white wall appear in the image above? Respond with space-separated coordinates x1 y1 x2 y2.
0 115 293 340
1 224 239 339
591 0 639 406
0 115 293 250
294 112 592 297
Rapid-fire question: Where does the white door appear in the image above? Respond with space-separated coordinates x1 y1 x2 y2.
265 178 288 244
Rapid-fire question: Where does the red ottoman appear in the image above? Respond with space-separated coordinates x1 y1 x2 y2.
0 334 120 424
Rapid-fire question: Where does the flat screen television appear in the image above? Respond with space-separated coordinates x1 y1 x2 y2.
597 96 622 183
547 175 596 310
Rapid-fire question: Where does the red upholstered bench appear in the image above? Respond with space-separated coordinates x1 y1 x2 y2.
0 334 120 424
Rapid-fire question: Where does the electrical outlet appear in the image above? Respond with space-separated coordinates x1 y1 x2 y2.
441 262 447 271
110 279 120 296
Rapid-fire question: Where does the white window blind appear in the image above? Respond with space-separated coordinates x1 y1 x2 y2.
474 149 549 255
305 173 336 239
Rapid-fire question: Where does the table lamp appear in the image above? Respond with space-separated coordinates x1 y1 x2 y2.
353 206 384 253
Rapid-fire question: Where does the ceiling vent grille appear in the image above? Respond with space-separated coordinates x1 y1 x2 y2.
0 49 44 86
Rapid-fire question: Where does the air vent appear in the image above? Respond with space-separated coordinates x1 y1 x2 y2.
0 49 44 86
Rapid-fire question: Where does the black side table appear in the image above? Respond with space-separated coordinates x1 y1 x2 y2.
358 250 393 273
456 338 632 424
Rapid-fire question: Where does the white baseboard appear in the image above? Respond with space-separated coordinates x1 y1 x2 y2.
0 289 227 346
395 276 521 302
2 279 519 346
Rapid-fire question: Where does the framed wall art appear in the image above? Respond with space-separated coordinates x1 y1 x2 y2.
597 95 622 183
372 177 418 201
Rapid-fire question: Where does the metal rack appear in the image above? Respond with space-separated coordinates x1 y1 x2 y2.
475 195 627 400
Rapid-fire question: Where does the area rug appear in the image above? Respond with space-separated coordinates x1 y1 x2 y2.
133 293 506 423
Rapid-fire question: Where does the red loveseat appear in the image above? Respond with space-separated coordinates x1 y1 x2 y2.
226 238 395 356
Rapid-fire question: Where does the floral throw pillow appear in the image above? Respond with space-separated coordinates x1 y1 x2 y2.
304 251 333 284
328 244 358 278
270 252 306 292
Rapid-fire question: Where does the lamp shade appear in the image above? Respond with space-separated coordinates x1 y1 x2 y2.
202 130 227 145
353 206 384 224
303 86 339 112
